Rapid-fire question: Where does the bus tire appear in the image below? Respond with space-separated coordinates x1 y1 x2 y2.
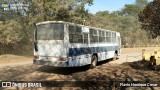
113 52 118 60
90 55 98 69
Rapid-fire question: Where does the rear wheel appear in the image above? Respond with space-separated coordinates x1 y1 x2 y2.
113 52 118 60
90 55 98 69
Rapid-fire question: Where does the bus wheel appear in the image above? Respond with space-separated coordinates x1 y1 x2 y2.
113 52 118 60
90 55 98 69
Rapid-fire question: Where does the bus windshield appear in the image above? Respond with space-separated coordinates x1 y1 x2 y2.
36 23 64 40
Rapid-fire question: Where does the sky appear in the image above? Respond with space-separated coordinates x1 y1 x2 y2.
86 0 153 14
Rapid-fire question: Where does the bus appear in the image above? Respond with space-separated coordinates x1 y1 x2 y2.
33 21 121 68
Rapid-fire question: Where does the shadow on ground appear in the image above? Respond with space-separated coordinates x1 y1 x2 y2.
97 58 114 66
122 60 160 71
37 59 114 75
37 65 89 75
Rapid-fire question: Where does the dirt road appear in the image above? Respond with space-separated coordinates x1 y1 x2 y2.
0 51 160 90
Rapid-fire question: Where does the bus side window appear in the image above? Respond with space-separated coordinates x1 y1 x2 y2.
99 30 105 43
89 29 93 43
99 30 102 42
112 33 116 43
76 26 83 43
106 31 111 43
102 31 105 42
84 33 88 44
76 26 82 34
90 29 98 43
118 36 121 46
69 25 83 43
69 25 75 43
93 29 99 43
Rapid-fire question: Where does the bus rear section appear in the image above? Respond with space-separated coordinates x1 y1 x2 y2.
33 21 70 67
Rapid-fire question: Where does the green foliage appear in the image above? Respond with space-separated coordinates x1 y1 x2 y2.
27 0 92 23
136 0 148 6
122 0 148 18
0 20 23 44
139 0 160 38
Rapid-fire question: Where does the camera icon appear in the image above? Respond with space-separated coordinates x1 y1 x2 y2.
2 82 12 87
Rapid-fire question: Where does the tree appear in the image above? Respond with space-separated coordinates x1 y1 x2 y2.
139 0 160 38
0 20 23 44
122 0 148 18
136 0 148 6
27 0 93 23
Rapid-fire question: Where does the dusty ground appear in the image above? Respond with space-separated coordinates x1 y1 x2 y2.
0 48 160 90
121 47 160 54
0 54 33 67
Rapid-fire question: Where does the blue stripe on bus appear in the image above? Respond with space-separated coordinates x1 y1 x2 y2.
68 46 120 57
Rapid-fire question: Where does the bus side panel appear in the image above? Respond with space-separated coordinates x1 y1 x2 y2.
68 44 92 66
68 43 119 65
89 43 118 61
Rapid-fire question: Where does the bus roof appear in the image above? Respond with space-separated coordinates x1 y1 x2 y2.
36 21 66 25
36 21 119 33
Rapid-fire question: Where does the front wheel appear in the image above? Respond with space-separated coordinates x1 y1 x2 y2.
113 53 118 60
90 55 98 69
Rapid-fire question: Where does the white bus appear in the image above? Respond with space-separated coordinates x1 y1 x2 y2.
33 21 121 68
